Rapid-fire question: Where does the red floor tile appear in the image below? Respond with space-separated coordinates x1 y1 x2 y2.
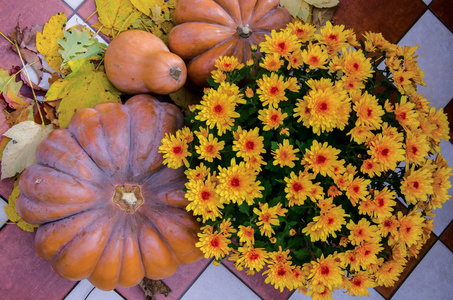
0 224 76 299
440 221 453 252
0 0 73 70
444 99 453 142
430 0 453 33
334 0 427 44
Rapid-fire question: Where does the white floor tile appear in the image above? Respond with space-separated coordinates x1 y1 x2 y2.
421 0 433 5
392 240 453 300
0 196 8 225
66 14 108 45
288 287 384 300
398 10 453 109
64 280 124 300
431 140 453 236
64 0 85 10
181 263 259 300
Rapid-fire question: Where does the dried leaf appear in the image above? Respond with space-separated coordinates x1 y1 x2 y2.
169 86 203 116
312 6 338 28
42 101 60 127
6 102 35 127
8 20 43 53
45 59 122 128
139 278 171 300
0 68 23 101
0 109 10 139
36 12 67 73
58 26 105 70
95 0 142 36
305 0 339 8
1 121 53 180
280 0 304 18
3 177 38 232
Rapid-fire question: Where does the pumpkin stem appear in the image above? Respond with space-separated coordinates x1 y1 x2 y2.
169 66 182 81
113 184 144 213
237 24 253 38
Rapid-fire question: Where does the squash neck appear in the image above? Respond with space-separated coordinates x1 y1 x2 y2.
113 184 144 213
237 24 253 38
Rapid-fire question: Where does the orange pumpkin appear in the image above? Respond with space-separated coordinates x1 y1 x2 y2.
16 94 203 291
104 30 187 95
168 0 291 87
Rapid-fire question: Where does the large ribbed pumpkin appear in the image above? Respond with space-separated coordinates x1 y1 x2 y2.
16 94 203 291
168 0 291 87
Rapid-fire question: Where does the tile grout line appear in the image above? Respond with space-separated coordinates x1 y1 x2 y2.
178 258 214 299
427 2 453 35
396 4 429 45
219 261 267 300
386 235 439 299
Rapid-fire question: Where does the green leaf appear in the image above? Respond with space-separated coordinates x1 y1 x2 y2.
45 59 122 128
58 27 105 67
238 202 250 216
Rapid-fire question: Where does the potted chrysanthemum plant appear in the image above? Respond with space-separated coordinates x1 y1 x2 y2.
159 21 452 299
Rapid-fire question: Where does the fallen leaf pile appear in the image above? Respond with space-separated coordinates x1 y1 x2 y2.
92 0 177 43
280 0 339 27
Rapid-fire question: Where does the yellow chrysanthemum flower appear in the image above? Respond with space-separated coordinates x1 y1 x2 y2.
214 55 244 72
195 133 225 162
272 139 300 168
347 218 379 246
185 175 224 222
235 246 269 275
284 170 315 206
341 48 374 81
256 72 290 107
393 96 420 130
258 106 288 131
307 254 344 293
237 225 255 246
401 165 434 205
253 203 280 238
263 260 295 292
217 158 258 205
196 225 231 260
287 21 316 42
353 91 385 130
260 52 284 71
158 132 191 169
367 133 406 172
315 21 349 54
184 163 210 181
259 28 300 57
195 90 240 135
301 43 329 70
302 140 342 177
232 127 265 160
405 131 430 165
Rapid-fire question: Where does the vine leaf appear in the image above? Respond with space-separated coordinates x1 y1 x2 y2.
58 26 105 70
3 177 39 232
45 59 122 128
1 121 54 180
36 12 67 73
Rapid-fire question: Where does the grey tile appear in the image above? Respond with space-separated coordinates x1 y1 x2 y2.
432 140 453 236
180 263 259 300
64 280 124 300
392 241 453 300
398 10 453 109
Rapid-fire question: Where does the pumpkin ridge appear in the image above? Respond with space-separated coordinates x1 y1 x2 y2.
36 130 109 186
88 212 125 289
51 210 116 281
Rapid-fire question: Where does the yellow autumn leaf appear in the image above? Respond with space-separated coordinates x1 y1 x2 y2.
280 0 304 18
304 0 339 8
3 177 39 232
45 59 122 128
298 1 313 23
130 0 155 16
36 12 67 73
95 0 142 36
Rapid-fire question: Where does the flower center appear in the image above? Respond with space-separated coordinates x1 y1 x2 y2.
214 104 223 113
113 184 144 213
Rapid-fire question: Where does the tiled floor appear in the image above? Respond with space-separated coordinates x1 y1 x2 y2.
0 0 452 299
